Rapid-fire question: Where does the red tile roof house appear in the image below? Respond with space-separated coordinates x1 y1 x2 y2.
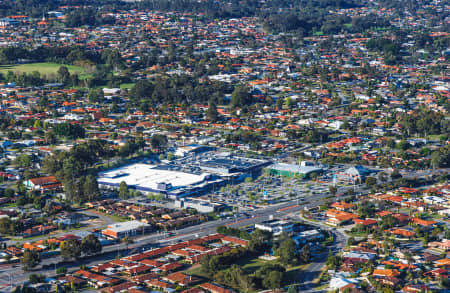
74 270 120 288
102 281 136 293
163 272 201 287
181 288 206 293
146 278 174 290
58 275 86 288
411 217 437 228
221 236 249 247
353 219 378 227
160 262 183 272
200 282 235 293
25 176 62 192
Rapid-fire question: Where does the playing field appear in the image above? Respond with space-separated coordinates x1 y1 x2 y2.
0 62 86 76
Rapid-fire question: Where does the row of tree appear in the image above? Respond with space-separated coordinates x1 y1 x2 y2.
20 234 102 270
41 140 111 203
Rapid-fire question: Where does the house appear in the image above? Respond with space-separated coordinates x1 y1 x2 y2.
325 209 359 226
254 219 294 235
199 282 234 293
75 270 120 288
372 269 400 278
102 221 151 239
428 239 450 251
58 275 87 288
163 272 200 287
353 219 377 226
221 236 249 247
293 229 324 245
337 165 373 183
25 176 62 192
330 202 355 211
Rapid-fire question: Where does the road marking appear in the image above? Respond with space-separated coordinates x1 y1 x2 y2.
225 216 259 227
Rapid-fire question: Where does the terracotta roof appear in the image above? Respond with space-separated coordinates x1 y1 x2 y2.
199 282 234 293
373 269 400 277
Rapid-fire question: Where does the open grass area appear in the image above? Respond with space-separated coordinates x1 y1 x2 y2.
237 256 271 274
120 83 135 89
0 62 87 78
236 255 309 284
185 264 209 278
185 256 311 291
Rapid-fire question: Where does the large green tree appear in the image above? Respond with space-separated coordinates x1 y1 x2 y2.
60 239 81 261
276 238 297 265
20 249 40 271
81 234 102 255
231 85 252 107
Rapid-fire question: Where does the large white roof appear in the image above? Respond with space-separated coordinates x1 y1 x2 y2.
98 163 208 191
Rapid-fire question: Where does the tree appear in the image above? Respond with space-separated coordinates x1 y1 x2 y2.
83 175 100 201
88 88 104 103
365 176 377 187
130 80 154 102
326 253 342 270
378 172 388 182
248 229 268 254
301 244 311 263
329 185 337 196
231 85 251 107
395 140 410 150
122 235 132 250
14 154 32 167
276 238 297 265
0 217 12 235
207 101 219 122
347 237 356 246
166 152 175 161
151 134 168 153
20 249 40 271
263 270 283 289
60 239 81 261
28 274 45 284
201 254 212 276
56 267 67 275
57 66 70 84
53 122 85 139
119 181 129 199
390 169 402 180
81 234 102 255
431 150 444 169
44 130 56 144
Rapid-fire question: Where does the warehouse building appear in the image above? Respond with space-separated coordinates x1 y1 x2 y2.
265 162 323 178
255 219 295 235
198 154 270 178
98 163 222 198
174 198 224 213
102 221 151 239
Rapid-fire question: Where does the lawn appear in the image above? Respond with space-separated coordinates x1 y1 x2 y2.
185 264 209 278
185 256 310 291
0 62 87 77
236 255 309 284
120 83 135 89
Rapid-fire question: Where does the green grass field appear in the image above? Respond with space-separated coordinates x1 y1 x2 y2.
120 83 135 89
0 62 86 76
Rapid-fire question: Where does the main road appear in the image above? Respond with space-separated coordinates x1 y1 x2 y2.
0 182 361 291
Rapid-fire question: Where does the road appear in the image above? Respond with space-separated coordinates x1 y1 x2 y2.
294 215 348 292
0 199 325 290
4 209 116 247
2 163 444 291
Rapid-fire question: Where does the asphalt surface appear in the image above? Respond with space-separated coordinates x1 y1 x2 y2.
0 199 322 290
294 215 348 292
1 166 446 291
